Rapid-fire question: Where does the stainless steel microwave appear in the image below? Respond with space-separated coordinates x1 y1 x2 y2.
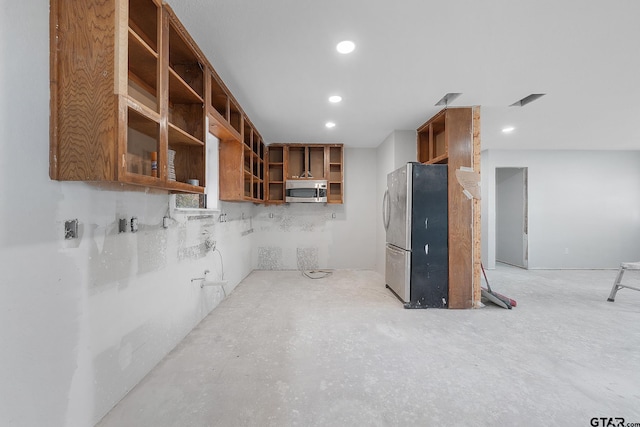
285 180 327 203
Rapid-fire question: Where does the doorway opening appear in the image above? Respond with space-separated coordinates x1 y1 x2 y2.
496 167 528 269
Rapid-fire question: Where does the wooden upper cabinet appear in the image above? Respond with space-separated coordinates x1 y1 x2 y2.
50 0 207 193
164 6 206 192
208 73 241 142
127 0 160 112
205 42 266 203
327 145 344 204
417 109 447 164
266 145 285 203
265 143 344 204
218 116 266 203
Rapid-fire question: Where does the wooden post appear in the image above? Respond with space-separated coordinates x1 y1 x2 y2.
472 106 482 306
446 108 474 309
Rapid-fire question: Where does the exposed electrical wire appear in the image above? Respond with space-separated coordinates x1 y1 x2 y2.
213 247 224 281
302 269 333 280
297 256 332 279
200 247 227 297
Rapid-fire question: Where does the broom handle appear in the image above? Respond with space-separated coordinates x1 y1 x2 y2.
481 263 493 293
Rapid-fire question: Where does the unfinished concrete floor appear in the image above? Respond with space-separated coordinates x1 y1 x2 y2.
98 265 640 426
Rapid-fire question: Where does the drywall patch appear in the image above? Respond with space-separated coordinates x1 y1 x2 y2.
279 215 292 232
297 247 319 270
300 218 317 232
136 228 168 273
258 247 282 270
177 243 208 261
175 216 216 261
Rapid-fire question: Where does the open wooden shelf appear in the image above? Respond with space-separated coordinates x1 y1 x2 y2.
326 145 344 204
168 69 203 104
128 29 158 92
128 107 159 138
168 123 204 146
165 180 204 194
266 145 285 203
128 0 158 51
210 76 227 118
219 116 267 202
228 101 242 135
418 109 449 163
424 153 448 165
127 0 159 113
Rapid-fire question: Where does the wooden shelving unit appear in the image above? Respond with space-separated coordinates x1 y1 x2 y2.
266 145 285 203
165 7 205 190
327 145 344 204
218 114 266 203
242 124 264 201
265 143 344 204
417 109 447 164
206 53 266 203
417 107 481 309
50 0 206 194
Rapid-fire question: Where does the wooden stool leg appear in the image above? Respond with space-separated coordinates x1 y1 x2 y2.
607 266 626 302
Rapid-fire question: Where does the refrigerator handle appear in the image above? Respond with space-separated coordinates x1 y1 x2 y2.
382 189 390 230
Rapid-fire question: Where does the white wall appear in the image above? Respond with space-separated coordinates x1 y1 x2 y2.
482 150 640 269
495 167 528 267
0 1 254 425
252 147 378 270
374 131 417 275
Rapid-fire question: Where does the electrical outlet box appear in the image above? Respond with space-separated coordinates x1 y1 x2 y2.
65 219 78 239
119 218 127 233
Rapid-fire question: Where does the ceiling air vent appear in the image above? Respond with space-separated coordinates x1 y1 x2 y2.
435 93 462 106
510 93 545 107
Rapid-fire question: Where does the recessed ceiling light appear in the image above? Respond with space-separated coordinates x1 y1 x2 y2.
325 122 336 128
329 95 342 103
336 40 355 54
502 126 515 133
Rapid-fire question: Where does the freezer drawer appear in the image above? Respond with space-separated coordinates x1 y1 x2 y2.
385 244 410 302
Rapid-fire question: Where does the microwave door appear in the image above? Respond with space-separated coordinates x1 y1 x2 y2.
289 188 318 198
286 180 327 203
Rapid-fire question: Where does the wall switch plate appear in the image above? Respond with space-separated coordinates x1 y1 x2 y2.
163 216 169 229
65 219 78 239
119 218 127 233
131 217 138 233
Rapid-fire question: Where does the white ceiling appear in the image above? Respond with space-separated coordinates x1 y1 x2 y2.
166 0 640 150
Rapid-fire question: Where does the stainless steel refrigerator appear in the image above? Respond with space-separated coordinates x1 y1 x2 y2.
383 162 448 308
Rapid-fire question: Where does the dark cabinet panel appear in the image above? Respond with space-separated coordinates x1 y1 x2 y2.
408 164 448 308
